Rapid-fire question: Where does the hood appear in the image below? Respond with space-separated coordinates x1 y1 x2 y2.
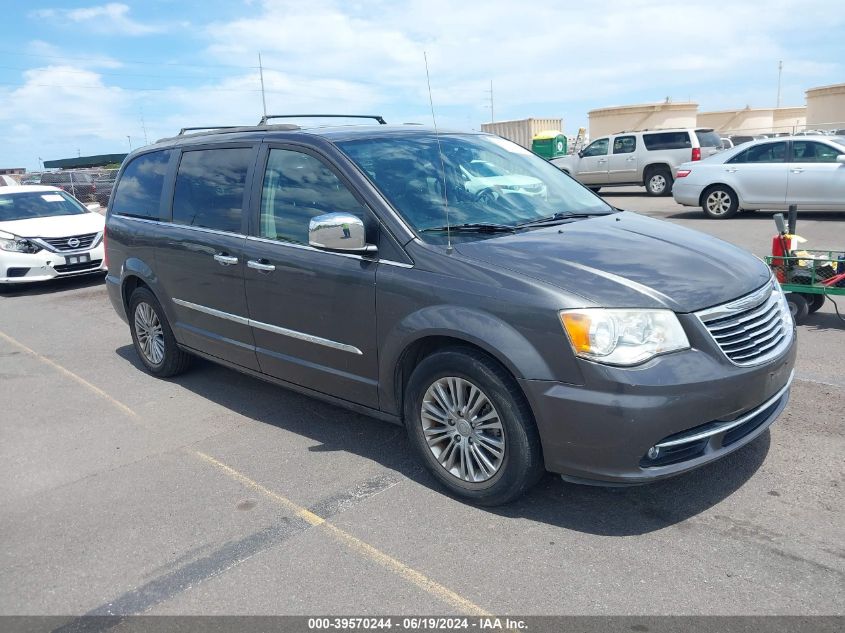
454 212 771 312
0 212 104 238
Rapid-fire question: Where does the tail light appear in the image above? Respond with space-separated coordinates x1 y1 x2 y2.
676 169 691 178
692 148 702 161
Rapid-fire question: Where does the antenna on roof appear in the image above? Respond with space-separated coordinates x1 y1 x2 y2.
424 51 452 254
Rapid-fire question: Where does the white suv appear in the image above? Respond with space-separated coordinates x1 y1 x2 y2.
552 128 723 196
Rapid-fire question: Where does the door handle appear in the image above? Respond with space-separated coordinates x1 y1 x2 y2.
626 157 636 162
213 253 239 266
597 159 607 163
791 168 804 173
725 168 738 173
247 259 276 272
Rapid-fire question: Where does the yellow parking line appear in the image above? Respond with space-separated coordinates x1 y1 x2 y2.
194 451 490 616
0 329 138 419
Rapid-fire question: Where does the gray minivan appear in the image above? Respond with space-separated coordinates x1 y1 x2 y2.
105 119 796 505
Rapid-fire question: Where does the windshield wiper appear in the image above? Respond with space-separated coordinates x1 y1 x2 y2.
420 223 516 234
515 211 610 228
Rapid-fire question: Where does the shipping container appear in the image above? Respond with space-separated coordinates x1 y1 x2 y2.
481 118 563 150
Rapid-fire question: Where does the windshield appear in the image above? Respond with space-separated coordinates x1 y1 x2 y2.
0 190 89 222
337 133 614 243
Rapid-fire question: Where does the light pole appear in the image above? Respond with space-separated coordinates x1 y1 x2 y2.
127 136 132 151
776 60 783 108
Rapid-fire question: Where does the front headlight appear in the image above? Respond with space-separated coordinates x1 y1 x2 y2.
0 232 41 254
559 308 690 366
771 279 795 329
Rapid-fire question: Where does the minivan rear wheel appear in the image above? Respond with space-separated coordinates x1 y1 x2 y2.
129 287 191 377
645 166 672 196
701 185 739 219
404 348 543 505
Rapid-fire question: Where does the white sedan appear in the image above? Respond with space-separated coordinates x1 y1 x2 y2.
0 185 106 287
672 136 845 218
459 160 547 201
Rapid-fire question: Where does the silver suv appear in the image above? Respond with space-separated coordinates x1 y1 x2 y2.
552 128 723 196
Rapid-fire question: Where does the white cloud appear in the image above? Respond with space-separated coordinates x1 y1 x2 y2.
33 3 169 36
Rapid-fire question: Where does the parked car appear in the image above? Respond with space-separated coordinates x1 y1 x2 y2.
720 138 734 150
105 120 796 505
0 185 106 286
673 136 845 218
94 169 119 207
459 159 547 201
39 171 97 202
551 128 723 196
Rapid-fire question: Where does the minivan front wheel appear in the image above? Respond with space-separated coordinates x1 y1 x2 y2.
404 348 543 505
702 185 739 219
129 287 191 377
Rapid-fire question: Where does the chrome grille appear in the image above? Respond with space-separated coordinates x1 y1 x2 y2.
696 281 792 366
38 233 100 252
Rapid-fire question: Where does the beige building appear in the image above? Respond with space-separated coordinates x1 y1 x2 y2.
805 83 845 130
587 101 698 138
697 106 807 135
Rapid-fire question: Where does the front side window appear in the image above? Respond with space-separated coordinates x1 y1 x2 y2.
337 133 614 244
728 142 787 164
111 150 172 219
172 148 252 233
790 141 842 163
612 136 636 154
259 149 368 245
582 139 609 157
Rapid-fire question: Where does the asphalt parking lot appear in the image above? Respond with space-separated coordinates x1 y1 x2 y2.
1 189 843 618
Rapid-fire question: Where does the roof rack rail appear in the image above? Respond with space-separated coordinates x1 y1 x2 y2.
258 114 387 125
177 125 241 135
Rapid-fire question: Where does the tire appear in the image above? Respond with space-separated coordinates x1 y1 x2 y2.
701 185 739 219
645 166 673 196
128 287 191 377
785 293 809 324
804 293 825 314
588 186 602 193
403 347 544 506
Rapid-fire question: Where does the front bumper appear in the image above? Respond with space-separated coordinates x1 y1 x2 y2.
671 180 705 207
519 331 796 484
1 244 106 284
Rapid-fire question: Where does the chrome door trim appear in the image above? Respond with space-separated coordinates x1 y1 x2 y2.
172 298 363 355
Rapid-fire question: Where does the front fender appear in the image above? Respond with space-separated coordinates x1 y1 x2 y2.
378 305 561 416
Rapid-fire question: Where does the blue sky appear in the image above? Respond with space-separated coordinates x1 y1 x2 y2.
1 0 842 170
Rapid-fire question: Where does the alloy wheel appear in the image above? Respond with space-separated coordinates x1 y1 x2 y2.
706 190 733 216
134 302 165 365
420 377 505 483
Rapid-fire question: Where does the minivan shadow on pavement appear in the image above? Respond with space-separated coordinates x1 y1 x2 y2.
114 345 769 538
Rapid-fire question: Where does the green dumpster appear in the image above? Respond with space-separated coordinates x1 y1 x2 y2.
531 131 567 159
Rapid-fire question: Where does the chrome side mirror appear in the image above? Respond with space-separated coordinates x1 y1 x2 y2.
309 212 376 253
836 154 845 164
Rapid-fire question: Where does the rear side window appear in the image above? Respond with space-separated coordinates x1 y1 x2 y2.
172 148 253 233
111 150 172 219
643 132 691 150
728 142 787 164
694 130 722 148
612 136 636 154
